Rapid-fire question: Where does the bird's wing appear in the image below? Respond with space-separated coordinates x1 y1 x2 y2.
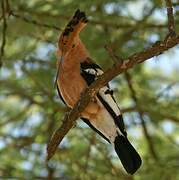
81 118 110 143
80 59 127 137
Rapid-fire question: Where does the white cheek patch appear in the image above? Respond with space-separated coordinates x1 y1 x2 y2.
99 86 121 116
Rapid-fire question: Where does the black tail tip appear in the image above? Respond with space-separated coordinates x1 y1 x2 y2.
114 135 142 175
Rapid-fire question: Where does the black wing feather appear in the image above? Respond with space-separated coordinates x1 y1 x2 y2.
80 59 127 137
97 94 127 136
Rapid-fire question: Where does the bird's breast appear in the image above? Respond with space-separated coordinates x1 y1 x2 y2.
58 65 87 108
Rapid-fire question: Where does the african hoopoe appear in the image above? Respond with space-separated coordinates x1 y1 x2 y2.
55 9 142 174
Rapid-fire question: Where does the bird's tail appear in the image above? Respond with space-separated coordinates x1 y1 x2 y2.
114 135 142 174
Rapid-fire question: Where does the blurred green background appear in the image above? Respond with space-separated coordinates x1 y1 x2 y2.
0 0 179 179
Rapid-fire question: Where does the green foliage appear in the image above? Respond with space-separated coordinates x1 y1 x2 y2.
0 0 179 179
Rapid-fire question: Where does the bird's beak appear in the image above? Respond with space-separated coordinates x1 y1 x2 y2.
54 56 64 88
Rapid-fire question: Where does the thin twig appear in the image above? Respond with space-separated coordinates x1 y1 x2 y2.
46 34 179 161
105 6 156 58
124 71 158 160
104 45 122 64
83 134 96 173
165 0 175 34
105 8 154 59
138 113 158 160
156 82 177 98
5 0 11 15
10 11 61 31
0 0 7 68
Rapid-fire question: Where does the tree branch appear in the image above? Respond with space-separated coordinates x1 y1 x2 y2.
46 33 179 161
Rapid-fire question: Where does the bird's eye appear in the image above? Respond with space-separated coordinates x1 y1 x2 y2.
72 44 75 48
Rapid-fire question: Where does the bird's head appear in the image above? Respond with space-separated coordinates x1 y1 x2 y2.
55 10 88 87
57 9 88 60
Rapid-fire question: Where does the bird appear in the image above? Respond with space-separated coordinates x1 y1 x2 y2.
55 9 142 174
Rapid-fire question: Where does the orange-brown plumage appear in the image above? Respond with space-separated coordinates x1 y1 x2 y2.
55 9 142 174
56 10 99 118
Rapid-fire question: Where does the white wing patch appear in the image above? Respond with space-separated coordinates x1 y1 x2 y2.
85 67 121 117
84 68 96 75
84 68 103 77
95 68 103 76
99 86 121 116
